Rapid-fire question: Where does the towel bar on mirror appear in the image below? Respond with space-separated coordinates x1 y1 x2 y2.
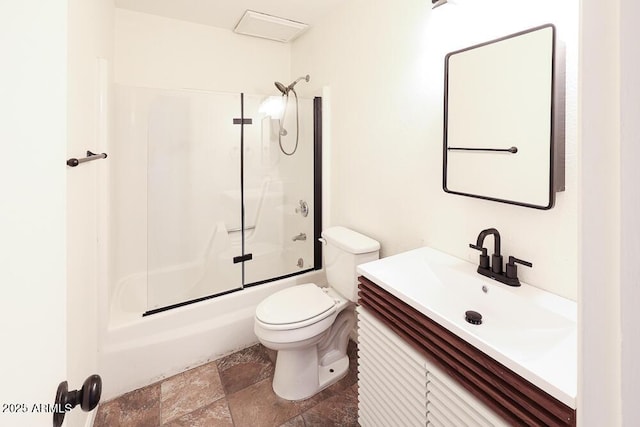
447 146 518 154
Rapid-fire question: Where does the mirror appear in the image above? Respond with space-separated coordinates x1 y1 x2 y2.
443 24 564 210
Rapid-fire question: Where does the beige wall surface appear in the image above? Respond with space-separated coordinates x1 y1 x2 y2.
292 0 579 300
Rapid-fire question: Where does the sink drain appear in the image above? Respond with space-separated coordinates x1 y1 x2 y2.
465 310 482 325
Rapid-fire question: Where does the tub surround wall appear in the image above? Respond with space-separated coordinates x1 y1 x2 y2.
112 9 294 293
291 0 578 301
113 86 316 310
113 8 318 306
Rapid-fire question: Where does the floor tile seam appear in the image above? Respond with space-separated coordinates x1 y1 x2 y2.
301 384 355 419
282 414 308 427
220 370 275 397
160 358 227 423
223 378 262 427
220 383 236 427
158 394 231 426
223 375 272 400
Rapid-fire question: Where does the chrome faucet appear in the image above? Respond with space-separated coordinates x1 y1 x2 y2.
292 233 307 242
469 228 532 286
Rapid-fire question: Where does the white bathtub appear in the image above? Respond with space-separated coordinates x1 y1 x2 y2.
99 269 326 400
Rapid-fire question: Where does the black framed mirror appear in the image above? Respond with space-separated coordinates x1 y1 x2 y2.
442 24 564 210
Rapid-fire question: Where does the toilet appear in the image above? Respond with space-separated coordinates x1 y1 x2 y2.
254 226 380 401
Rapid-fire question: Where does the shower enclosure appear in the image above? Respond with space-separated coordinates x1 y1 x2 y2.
114 85 321 314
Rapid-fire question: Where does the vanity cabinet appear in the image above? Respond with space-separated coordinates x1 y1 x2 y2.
357 276 576 426
358 307 505 426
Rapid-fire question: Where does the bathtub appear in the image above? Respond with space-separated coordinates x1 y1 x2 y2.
99 269 326 400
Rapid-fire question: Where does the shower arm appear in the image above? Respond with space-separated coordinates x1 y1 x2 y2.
287 74 310 91
288 77 304 91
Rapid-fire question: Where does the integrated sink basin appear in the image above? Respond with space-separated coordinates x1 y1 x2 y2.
356 246 577 408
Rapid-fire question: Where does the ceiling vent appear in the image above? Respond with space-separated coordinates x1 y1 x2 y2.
233 10 309 43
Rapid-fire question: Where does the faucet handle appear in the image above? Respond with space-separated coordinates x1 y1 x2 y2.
469 244 490 269
469 243 486 253
506 256 532 280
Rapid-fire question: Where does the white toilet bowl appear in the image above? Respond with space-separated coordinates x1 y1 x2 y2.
254 283 355 400
254 226 380 401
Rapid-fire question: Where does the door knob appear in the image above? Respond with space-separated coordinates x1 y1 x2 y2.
53 374 102 427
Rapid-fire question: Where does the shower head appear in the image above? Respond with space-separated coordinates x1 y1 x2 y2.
273 75 308 156
275 81 288 95
274 75 310 95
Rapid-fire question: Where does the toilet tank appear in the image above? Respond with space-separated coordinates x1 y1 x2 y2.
322 226 380 302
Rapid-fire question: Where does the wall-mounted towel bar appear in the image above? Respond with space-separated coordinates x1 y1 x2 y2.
66 150 108 167
447 146 518 154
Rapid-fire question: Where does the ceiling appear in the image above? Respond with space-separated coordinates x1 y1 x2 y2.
114 0 344 32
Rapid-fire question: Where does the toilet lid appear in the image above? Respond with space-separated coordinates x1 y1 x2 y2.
256 283 336 326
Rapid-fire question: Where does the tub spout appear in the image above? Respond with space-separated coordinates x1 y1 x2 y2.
292 233 307 242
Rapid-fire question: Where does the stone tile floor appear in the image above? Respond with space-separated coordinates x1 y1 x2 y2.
94 341 359 427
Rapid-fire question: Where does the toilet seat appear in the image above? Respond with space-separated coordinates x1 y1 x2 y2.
256 283 337 331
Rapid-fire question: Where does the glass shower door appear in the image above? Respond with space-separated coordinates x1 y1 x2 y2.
145 88 243 311
241 94 318 285
116 85 320 315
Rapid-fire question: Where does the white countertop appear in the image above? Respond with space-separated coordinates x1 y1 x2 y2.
357 246 577 408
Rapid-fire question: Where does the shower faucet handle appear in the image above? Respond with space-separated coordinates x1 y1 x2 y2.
295 200 309 217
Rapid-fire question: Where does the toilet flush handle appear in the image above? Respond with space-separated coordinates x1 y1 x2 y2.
318 237 327 245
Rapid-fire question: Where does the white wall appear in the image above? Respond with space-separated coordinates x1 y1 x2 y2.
0 1 68 426
620 0 640 423
580 0 640 424
67 0 114 426
578 0 621 422
114 8 291 93
291 0 578 300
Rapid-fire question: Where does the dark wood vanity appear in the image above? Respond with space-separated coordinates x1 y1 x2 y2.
358 275 576 426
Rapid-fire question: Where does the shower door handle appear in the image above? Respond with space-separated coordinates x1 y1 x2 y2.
233 253 253 264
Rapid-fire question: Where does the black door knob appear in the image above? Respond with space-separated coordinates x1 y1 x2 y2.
53 374 102 427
